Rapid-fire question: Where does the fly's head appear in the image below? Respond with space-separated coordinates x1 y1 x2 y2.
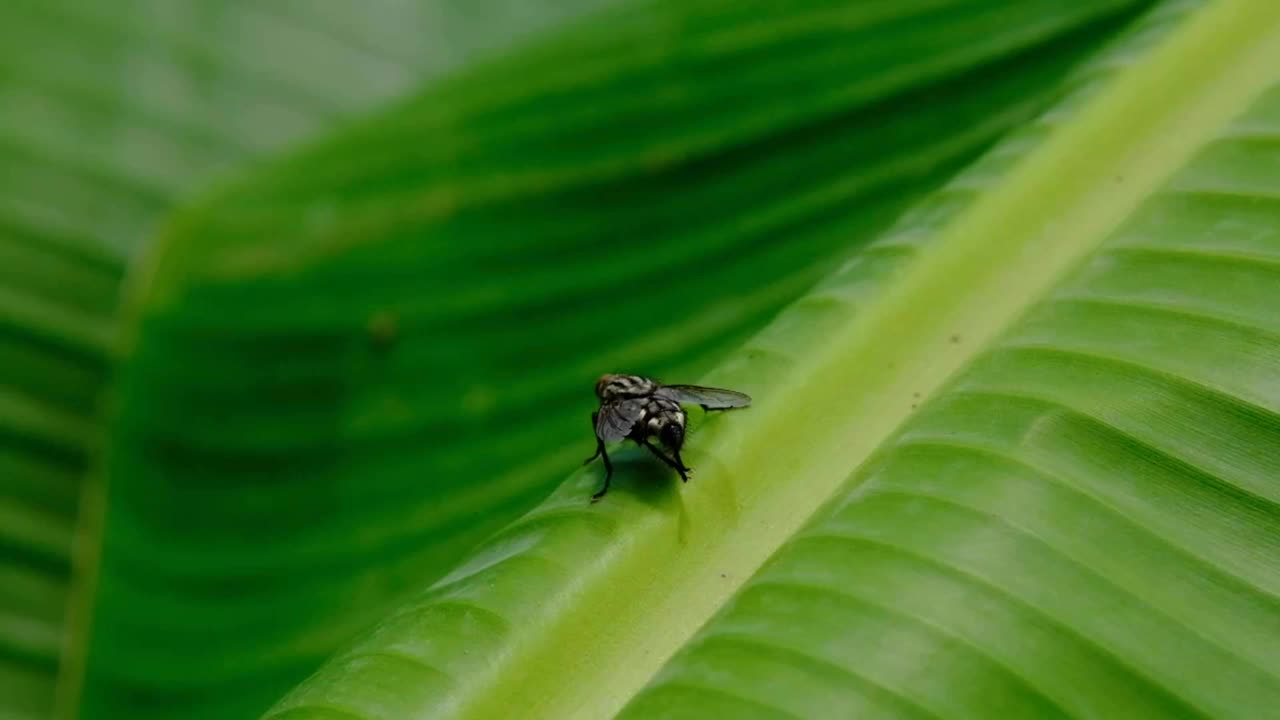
595 373 658 401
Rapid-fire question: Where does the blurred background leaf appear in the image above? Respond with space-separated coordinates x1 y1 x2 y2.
0 0 623 717
0 0 1159 718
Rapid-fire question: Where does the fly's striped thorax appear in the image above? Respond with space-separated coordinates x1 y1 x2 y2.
596 374 658 401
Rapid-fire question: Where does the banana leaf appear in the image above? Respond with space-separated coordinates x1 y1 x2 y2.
254 0 1280 718
6 0 1197 718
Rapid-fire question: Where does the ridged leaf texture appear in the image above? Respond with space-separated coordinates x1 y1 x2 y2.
38 1 1159 719
259 0 1280 718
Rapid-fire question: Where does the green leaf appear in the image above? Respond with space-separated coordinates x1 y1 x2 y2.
0 1 620 718
262 0 1280 718
62 0 1152 718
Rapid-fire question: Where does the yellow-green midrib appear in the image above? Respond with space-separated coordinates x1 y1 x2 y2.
453 1 1280 719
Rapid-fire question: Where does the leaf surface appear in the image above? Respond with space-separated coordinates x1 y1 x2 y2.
67 0 1155 718
262 1 1280 718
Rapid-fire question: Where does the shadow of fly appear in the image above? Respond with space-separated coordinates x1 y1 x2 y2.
584 374 751 501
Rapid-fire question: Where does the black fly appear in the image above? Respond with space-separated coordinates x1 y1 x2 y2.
584 374 751 501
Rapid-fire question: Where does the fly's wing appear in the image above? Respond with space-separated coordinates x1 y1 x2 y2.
654 384 752 409
595 398 646 442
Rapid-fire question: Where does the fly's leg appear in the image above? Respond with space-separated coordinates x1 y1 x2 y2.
591 441 613 502
583 444 602 464
640 439 691 483
670 447 692 482
587 411 613 502
584 412 603 465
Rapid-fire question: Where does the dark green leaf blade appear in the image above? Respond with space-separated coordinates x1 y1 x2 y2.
0 0 621 718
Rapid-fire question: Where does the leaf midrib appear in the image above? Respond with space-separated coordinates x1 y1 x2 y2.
441 4 1280 719
442 4 1280 718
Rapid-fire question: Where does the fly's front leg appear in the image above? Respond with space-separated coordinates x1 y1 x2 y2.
587 411 614 502
584 412 603 465
591 446 613 502
583 444 602 464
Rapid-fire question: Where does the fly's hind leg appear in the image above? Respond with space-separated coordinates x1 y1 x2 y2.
670 447 692 482
640 439 691 483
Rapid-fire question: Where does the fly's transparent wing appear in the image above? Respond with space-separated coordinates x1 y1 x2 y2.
595 398 646 442
654 384 751 409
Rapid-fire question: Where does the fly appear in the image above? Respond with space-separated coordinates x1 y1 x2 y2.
584 373 751 501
